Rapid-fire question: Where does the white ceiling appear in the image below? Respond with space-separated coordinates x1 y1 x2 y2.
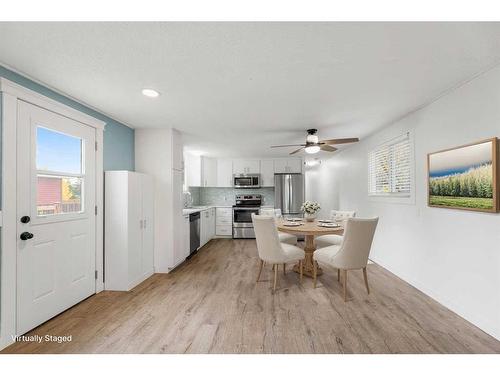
1 22 500 158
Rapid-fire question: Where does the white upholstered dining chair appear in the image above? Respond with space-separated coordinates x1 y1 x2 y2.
315 210 356 248
259 208 298 245
252 214 305 292
313 217 378 301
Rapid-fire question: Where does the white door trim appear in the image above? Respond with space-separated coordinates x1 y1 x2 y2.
0 78 106 130
0 78 105 350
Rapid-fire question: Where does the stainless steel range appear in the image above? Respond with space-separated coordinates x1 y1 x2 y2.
232 194 262 239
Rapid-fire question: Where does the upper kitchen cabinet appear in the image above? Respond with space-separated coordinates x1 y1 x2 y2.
184 153 217 187
274 158 303 173
233 159 260 174
260 159 275 187
184 152 202 187
217 159 233 187
201 157 217 187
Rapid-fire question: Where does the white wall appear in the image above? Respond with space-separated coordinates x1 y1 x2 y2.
135 128 174 272
306 65 500 340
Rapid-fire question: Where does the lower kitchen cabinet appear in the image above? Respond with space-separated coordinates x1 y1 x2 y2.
216 225 232 236
216 207 232 236
200 209 211 247
199 208 217 247
209 207 216 238
183 214 190 259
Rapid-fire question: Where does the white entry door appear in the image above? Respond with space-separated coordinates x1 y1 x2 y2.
16 101 96 335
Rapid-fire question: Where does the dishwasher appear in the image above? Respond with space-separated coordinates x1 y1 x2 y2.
189 212 201 257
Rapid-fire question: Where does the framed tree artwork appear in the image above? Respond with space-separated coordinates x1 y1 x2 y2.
427 138 498 212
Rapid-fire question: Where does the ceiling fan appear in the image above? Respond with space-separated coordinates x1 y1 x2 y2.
271 129 359 155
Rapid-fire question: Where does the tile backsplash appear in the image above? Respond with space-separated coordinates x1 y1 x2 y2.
188 187 275 206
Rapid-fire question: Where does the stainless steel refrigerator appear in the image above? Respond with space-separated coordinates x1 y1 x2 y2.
274 173 304 217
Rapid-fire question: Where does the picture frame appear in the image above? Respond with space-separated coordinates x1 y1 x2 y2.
427 138 498 213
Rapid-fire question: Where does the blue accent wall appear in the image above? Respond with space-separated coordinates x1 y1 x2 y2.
0 65 135 172
103 119 135 171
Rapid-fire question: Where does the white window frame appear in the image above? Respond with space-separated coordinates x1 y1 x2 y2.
0 78 105 350
368 131 415 205
35 126 86 219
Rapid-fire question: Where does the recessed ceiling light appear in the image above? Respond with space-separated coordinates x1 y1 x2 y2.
142 88 160 98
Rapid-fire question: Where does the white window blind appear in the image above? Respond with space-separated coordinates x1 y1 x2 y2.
368 133 412 196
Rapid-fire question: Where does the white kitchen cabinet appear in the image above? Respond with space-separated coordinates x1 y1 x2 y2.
274 158 303 173
201 156 217 187
260 159 275 186
135 128 185 274
199 208 216 247
216 207 233 236
185 152 201 187
200 209 210 247
105 171 154 291
233 159 260 174
209 207 216 238
273 158 287 173
183 214 190 260
213 208 217 236
217 159 233 187
185 154 217 187
216 225 232 236
141 174 154 278
172 169 186 268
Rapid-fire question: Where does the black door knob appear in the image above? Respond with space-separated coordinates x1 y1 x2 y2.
20 232 34 241
20 216 31 224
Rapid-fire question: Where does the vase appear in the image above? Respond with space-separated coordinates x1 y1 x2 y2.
304 212 316 222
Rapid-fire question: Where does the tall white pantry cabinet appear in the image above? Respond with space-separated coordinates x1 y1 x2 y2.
104 171 154 291
135 127 186 273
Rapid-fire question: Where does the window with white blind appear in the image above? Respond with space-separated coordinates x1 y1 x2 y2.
368 133 412 197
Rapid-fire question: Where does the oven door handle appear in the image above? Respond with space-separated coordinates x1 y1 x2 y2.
232 208 260 211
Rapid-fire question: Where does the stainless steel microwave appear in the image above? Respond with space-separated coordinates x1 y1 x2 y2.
233 174 261 188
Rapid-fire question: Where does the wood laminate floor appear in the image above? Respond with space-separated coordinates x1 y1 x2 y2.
2 239 500 354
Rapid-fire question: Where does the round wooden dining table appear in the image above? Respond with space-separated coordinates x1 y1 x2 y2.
276 218 344 278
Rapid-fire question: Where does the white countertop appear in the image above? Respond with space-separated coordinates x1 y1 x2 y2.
183 206 211 215
183 205 274 216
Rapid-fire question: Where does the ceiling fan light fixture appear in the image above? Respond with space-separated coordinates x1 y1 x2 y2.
306 134 319 143
304 145 320 154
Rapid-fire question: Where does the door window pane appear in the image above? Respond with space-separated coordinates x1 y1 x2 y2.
37 175 83 216
37 127 82 174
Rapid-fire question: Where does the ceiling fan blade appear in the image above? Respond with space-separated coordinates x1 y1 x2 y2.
271 144 306 148
320 144 338 152
322 137 359 145
289 148 304 155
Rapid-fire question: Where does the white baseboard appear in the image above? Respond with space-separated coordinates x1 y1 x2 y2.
370 255 500 341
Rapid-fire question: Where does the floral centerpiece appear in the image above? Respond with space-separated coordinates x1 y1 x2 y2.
301 201 321 222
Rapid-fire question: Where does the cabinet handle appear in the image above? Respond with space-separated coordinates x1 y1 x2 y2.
140 220 143 229
144 219 147 229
